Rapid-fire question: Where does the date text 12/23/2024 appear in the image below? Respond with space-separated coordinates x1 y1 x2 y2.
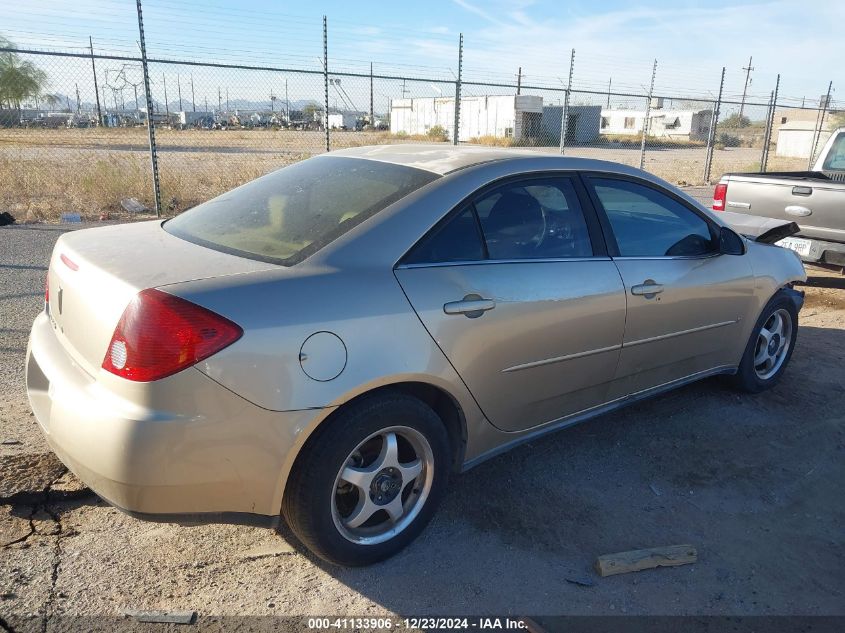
306 617 530 630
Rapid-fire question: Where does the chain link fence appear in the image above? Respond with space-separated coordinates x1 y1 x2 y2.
0 32 840 221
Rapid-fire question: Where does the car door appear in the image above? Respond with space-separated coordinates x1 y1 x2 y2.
583 175 757 396
394 174 626 432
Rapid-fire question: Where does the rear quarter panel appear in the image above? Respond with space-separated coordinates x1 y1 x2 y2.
160 266 484 420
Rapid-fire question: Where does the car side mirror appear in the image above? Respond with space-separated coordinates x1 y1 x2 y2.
719 226 745 255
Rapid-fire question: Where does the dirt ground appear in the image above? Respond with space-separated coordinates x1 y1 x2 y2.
0 221 843 627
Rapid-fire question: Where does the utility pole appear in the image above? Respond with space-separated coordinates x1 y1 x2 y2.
453 33 463 145
191 74 196 112
739 55 753 122
226 87 229 113
285 79 289 122
606 77 612 108
89 36 103 125
75 83 81 113
177 74 182 111
218 87 221 114
517 67 522 95
134 0 162 217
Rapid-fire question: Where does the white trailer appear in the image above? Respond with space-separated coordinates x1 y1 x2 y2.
390 95 543 141
599 108 712 141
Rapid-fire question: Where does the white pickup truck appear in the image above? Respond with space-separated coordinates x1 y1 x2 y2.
713 127 845 271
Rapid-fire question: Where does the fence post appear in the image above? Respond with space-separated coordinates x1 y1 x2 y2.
703 66 726 184
809 81 833 169
559 49 575 155
639 59 657 171
760 91 773 173
88 37 103 126
760 74 780 173
453 33 463 145
134 0 162 218
323 16 330 152
369 62 374 128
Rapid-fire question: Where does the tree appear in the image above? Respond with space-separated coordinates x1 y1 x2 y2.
0 35 49 109
721 113 752 128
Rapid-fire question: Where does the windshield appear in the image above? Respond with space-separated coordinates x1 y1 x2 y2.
821 132 845 171
164 156 439 265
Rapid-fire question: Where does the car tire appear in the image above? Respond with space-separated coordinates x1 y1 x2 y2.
282 392 451 566
731 291 798 393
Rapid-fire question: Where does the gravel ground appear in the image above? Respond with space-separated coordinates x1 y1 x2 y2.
1 207 843 625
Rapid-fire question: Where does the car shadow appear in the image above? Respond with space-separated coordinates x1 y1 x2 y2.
797 275 845 291
274 324 845 615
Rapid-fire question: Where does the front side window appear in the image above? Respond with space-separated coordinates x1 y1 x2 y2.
474 178 593 260
591 178 716 258
165 156 439 265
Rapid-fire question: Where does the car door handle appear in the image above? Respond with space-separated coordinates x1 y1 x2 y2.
785 205 812 217
792 186 812 196
443 295 496 318
631 281 664 297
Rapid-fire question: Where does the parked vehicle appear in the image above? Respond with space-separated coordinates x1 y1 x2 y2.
713 127 845 270
27 146 805 566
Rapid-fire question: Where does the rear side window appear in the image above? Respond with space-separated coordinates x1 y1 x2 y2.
475 178 592 260
591 178 716 257
165 156 439 265
405 176 594 265
404 207 485 264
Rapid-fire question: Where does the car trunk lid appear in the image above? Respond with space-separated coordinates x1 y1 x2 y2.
719 211 800 244
46 220 276 376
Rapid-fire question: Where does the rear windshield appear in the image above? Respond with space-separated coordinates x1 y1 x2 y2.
164 156 439 265
821 132 845 171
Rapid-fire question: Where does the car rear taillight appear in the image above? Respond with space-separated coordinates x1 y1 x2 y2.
712 183 728 211
102 288 242 382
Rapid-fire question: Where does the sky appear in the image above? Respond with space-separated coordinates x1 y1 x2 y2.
2 0 842 115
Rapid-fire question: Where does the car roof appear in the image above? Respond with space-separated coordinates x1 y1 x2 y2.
329 143 621 176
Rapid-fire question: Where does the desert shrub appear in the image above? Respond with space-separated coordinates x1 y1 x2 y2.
427 125 448 141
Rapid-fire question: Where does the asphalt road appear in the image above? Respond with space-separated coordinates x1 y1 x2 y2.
1 212 843 624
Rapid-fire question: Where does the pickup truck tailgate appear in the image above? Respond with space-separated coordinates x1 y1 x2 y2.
723 175 845 243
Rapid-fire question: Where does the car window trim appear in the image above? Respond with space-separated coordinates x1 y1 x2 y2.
396 171 608 268
580 172 721 260
396 256 615 270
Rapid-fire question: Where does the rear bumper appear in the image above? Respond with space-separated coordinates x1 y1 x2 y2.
26 311 329 524
796 236 845 267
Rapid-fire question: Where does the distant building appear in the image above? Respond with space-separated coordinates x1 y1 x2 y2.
600 108 712 141
390 95 545 141
328 111 364 130
540 105 601 144
772 107 838 143
177 111 214 127
775 121 834 159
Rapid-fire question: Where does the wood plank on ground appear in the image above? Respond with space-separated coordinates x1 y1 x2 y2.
595 544 697 577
